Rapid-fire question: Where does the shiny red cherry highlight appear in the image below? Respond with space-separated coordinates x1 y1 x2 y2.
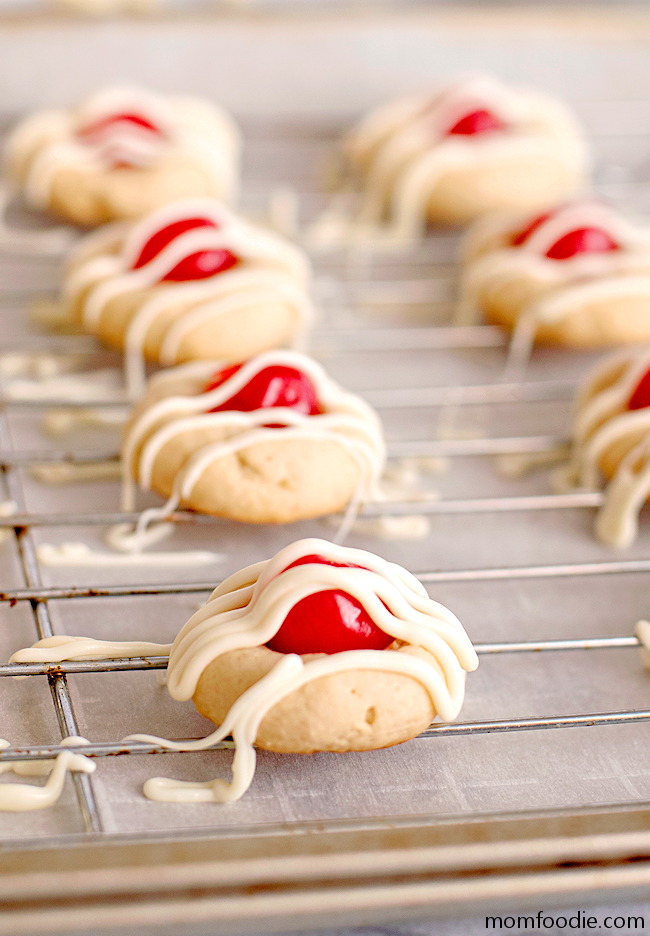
161 249 239 282
544 227 620 261
266 554 393 654
446 108 507 137
204 364 323 416
132 218 217 269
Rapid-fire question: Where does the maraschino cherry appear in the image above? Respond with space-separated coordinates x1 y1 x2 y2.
130 216 239 282
160 249 239 282
132 218 217 269
266 554 393 655
511 210 620 260
78 113 167 169
77 112 163 141
544 227 620 261
628 369 650 410
446 108 507 137
203 363 323 417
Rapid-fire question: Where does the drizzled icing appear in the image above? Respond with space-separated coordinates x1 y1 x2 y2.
0 350 88 381
36 541 223 568
114 350 385 551
457 202 650 341
6 87 240 213
62 199 314 398
563 348 650 547
9 636 171 666
0 737 94 812
346 75 587 236
3 367 127 403
9 538 477 804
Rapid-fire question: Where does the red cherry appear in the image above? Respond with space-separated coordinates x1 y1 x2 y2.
266 554 393 655
283 554 361 573
545 227 620 261
446 108 507 137
204 364 323 416
628 368 650 410
78 112 163 140
132 218 217 269
161 249 239 282
511 211 553 247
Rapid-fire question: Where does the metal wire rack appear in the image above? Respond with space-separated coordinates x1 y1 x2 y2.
0 105 649 933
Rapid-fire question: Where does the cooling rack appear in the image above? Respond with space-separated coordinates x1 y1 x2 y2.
1 14 650 934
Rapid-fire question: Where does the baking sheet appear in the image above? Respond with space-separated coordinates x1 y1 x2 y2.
0 5 648 931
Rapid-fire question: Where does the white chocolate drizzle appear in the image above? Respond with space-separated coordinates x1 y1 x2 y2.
564 349 650 547
493 448 568 480
0 351 88 381
62 199 313 399
9 539 477 804
6 88 241 214
36 540 223 567
42 411 125 439
0 737 94 812
346 75 588 238
9 636 171 667
332 513 432 541
3 367 127 404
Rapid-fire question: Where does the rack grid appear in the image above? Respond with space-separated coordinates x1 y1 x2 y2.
0 107 650 932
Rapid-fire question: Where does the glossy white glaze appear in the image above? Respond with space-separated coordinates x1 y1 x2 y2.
0 737 94 812
36 541 223 566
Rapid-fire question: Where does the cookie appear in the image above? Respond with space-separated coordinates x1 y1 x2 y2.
458 200 650 346
61 198 313 396
5 539 478 803
345 74 587 232
167 537 479 755
6 86 240 226
564 348 650 547
121 350 385 525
